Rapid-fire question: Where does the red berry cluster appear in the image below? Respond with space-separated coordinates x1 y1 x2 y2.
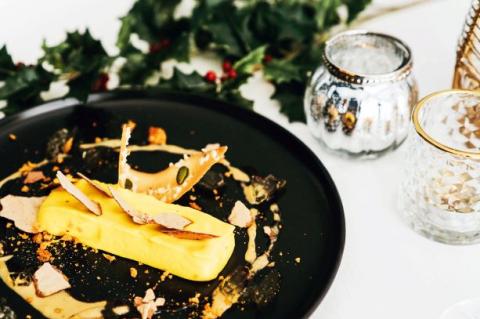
204 59 240 83
149 39 171 54
91 72 110 92
221 60 237 81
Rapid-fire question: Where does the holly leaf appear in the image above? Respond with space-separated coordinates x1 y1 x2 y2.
0 45 16 80
193 1 258 58
117 0 183 50
154 67 253 109
156 68 216 93
117 0 190 86
272 81 306 122
344 0 371 22
41 29 111 101
310 0 371 29
249 2 317 45
264 59 303 84
118 44 153 86
0 65 55 113
42 30 110 74
233 46 266 74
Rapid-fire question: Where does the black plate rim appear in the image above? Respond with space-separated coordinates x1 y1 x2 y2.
0 90 345 318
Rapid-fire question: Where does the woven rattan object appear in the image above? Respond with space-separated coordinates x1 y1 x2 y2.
453 0 480 89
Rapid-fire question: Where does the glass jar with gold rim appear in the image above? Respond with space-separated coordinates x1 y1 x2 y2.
400 89 480 244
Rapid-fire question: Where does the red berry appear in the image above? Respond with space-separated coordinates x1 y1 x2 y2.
204 71 217 82
222 60 232 72
92 73 109 92
263 54 273 63
227 69 237 79
149 42 162 54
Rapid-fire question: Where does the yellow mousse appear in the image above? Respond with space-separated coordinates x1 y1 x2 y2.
36 180 235 281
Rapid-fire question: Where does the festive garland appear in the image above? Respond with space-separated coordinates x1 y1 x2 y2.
0 0 371 122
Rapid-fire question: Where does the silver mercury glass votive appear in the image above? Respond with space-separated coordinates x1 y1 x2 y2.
304 30 418 157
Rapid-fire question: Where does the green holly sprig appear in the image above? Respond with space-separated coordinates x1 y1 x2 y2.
0 0 370 121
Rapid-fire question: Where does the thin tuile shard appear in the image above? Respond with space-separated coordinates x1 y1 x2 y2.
108 186 217 240
0 195 45 233
56 171 102 216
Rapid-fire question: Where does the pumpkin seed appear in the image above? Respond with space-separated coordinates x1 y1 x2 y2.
176 166 189 185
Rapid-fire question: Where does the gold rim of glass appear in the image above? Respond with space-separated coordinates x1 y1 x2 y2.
412 89 480 159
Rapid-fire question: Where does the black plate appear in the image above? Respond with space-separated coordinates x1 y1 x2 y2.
0 91 345 319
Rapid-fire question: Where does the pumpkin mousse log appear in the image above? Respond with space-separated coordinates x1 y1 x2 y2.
36 179 235 281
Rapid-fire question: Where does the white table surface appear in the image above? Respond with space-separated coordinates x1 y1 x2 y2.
0 1 476 318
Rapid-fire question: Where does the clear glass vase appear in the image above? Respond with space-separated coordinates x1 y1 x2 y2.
400 90 480 244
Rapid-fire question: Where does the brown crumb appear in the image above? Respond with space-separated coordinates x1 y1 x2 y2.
189 202 202 211
18 162 37 174
24 171 48 184
130 267 138 278
21 185 30 192
63 137 74 154
103 253 116 262
465 141 476 149
36 245 52 263
127 120 137 130
160 271 170 282
60 234 73 242
8 134 16 141
148 127 167 145
188 293 201 305
19 233 29 240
